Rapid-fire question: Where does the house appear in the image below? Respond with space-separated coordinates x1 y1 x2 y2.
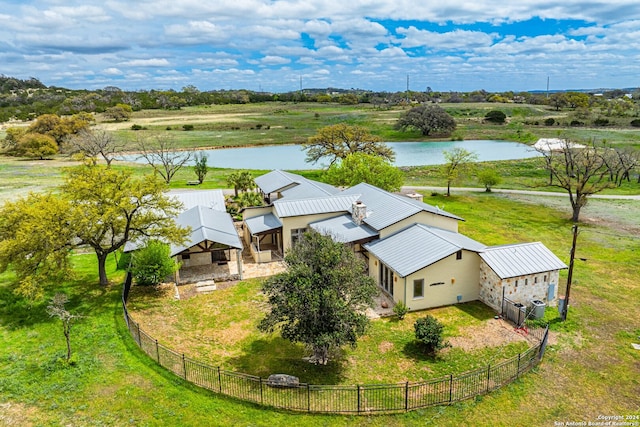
244 170 567 313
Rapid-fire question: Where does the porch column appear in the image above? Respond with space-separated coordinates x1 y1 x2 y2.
237 248 243 280
174 256 181 285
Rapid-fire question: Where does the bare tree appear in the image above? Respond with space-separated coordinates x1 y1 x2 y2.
65 128 126 166
135 134 193 184
47 293 82 363
536 139 614 222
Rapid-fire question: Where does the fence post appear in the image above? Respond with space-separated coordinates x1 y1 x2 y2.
307 383 311 413
218 366 222 393
405 381 409 411
516 353 521 379
259 377 263 405
449 374 453 403
182 354 187 380
136 322 141 345
357 385 361 413
486 364 491 393
155 339 160 363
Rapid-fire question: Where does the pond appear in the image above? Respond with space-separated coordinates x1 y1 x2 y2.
122 140 540 170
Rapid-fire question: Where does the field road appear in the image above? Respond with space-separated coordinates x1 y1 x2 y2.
402 186 640 200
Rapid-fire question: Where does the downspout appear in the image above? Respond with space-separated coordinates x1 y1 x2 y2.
404 277 407 306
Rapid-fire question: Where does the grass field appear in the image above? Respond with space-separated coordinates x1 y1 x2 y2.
1 191 638 426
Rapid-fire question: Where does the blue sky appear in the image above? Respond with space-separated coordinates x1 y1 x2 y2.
1 1 639 93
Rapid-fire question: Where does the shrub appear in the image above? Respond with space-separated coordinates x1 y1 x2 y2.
630 119 640 127
393 301 409 320
593 117 610 126
544 118 555 126
484 110 507 124
570 120 584 126
182 124 194 131
129 240 178 286
131 124 143 130
414 315 448 353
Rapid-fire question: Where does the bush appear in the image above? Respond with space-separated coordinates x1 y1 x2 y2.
129 240 178 286
393 301 409 320
131 124 143 131
593 118 610 126
544 118 555 126
484 110 507 124
630 119 640 127
182 124 194 131
414 315 448 353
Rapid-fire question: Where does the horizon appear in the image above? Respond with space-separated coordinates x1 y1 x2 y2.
2 1 640 93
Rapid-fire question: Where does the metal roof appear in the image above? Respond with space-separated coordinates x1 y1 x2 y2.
170 206 243 256
273 194 360 218
364 223 485 277
479 242 568 279
309 214 379 244
245 213 282 235
168 189 226 212
342 183 463 231
255 170 339 199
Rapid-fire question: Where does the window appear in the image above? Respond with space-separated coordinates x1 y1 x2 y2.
544 275 548 282
291 228 307 247
413 279 424 299
515 280 518 287
535 277 538 284
181 254 190 260
456 250 463 260
525 278 528 286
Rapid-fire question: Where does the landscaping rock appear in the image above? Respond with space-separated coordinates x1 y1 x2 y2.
266 374 300 388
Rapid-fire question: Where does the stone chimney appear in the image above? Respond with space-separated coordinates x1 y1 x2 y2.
352 200 366 226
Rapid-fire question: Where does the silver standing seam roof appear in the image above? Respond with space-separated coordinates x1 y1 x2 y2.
364 223 485 277
255 170 339 199
170 205 243 256
342 183 463 231
273 194 360 218
309 214 379 243
479 242 568 279
168 189 226 212
244 213 282 235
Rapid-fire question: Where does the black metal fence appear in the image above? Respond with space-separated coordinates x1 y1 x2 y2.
122 279 549 414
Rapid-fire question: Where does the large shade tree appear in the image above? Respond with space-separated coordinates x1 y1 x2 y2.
259 230 378 365
395 105 456 136
63 163 188 286
324 152 404 192
302 123 394 167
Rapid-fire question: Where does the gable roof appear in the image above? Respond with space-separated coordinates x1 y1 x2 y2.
479 242 568 279
342 183 462 231
255 170 339 199
309 214 379 244
170 205 243 256
244 213 282 235
168 189 226 212
364 223 485 277
273 194 360 218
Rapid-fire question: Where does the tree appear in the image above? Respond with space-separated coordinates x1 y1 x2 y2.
63 163 188 286
324 152 404 192
15 133 58 159
441 148 478 196
477 168 502 192
484 110 507 124
536 139 615 222
129 240 178 286
103 103 132 122
302 124 394 167
193 152 208 184
0 193 77 299
259 230 377 365
135 134 193 184
47 293 82 363
226 170 255 197
395 105 456 136
414 315 448 354
64 128 126 166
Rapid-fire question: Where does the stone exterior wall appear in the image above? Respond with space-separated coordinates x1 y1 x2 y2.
479 261 560 312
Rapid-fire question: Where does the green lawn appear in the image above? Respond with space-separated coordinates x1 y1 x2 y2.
1 191 638 426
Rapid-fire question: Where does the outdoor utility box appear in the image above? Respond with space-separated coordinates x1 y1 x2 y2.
531 300 546 319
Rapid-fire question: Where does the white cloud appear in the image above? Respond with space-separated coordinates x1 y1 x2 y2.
121 58 171 67
261 55 291 65
103 67 123 75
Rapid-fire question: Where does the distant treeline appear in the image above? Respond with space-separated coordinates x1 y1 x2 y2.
1 75 639 123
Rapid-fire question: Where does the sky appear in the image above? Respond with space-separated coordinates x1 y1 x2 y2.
1 1 640 93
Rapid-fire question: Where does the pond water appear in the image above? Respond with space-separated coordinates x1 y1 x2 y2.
122 140 540 170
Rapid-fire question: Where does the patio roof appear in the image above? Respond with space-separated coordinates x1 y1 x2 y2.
245 213 283 235
170 206 243 256
309 214 378 244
